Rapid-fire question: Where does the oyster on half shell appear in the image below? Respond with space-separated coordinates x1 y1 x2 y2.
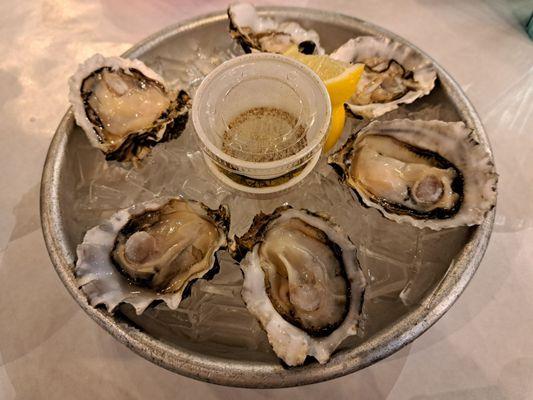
233 206 366 366
228 2 324 55
69 54 191 162
329 119 497 230
330 36 436 119
75 197 230 314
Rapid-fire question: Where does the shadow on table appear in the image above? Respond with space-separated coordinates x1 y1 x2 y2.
0 184 78 366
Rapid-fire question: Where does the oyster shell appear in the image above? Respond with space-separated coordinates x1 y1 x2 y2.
233 206 366 366
69 54 191 162
329 119 497 230
228 2 324 55
75 197 230 314
330 36 436 119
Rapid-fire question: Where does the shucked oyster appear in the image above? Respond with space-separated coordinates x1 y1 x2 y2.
69 54 190 162
233 206 366 366
329 119 497 230
330 36 436 119
228 2 324 55
76 197 229 314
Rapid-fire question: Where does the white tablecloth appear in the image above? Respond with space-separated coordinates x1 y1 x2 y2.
1 0 532 398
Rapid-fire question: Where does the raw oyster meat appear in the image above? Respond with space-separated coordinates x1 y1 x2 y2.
233 206 366 366
329 119 497 230
228 2 324 54
69 54 191 162
330 36 436 118
75 197 230 314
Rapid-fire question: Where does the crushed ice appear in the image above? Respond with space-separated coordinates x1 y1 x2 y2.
72 43 471 353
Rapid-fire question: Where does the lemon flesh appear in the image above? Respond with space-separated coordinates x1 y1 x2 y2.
284 46 363 149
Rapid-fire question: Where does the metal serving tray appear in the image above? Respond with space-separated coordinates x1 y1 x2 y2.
41 7 495 388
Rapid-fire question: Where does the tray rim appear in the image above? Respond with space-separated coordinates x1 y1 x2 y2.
40 6 496 388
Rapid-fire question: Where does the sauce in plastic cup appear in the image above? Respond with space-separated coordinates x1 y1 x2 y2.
192 53 331 187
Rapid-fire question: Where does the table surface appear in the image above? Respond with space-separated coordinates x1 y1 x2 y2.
1 0 532 398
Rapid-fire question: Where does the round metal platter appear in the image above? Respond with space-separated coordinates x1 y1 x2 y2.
40 7 495 388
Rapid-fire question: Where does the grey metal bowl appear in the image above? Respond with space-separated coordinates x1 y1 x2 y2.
40 7 495 388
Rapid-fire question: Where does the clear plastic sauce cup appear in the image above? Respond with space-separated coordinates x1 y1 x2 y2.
193 53 331 183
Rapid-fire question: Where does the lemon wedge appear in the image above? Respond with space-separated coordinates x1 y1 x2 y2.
284 46 363 150
324 105 346 152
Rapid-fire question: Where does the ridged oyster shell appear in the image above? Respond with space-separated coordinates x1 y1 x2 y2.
75 197 230 314
330 36 436 119
69 54 190 162
329 119 497 230
228 2 324 55
233 206 366 366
